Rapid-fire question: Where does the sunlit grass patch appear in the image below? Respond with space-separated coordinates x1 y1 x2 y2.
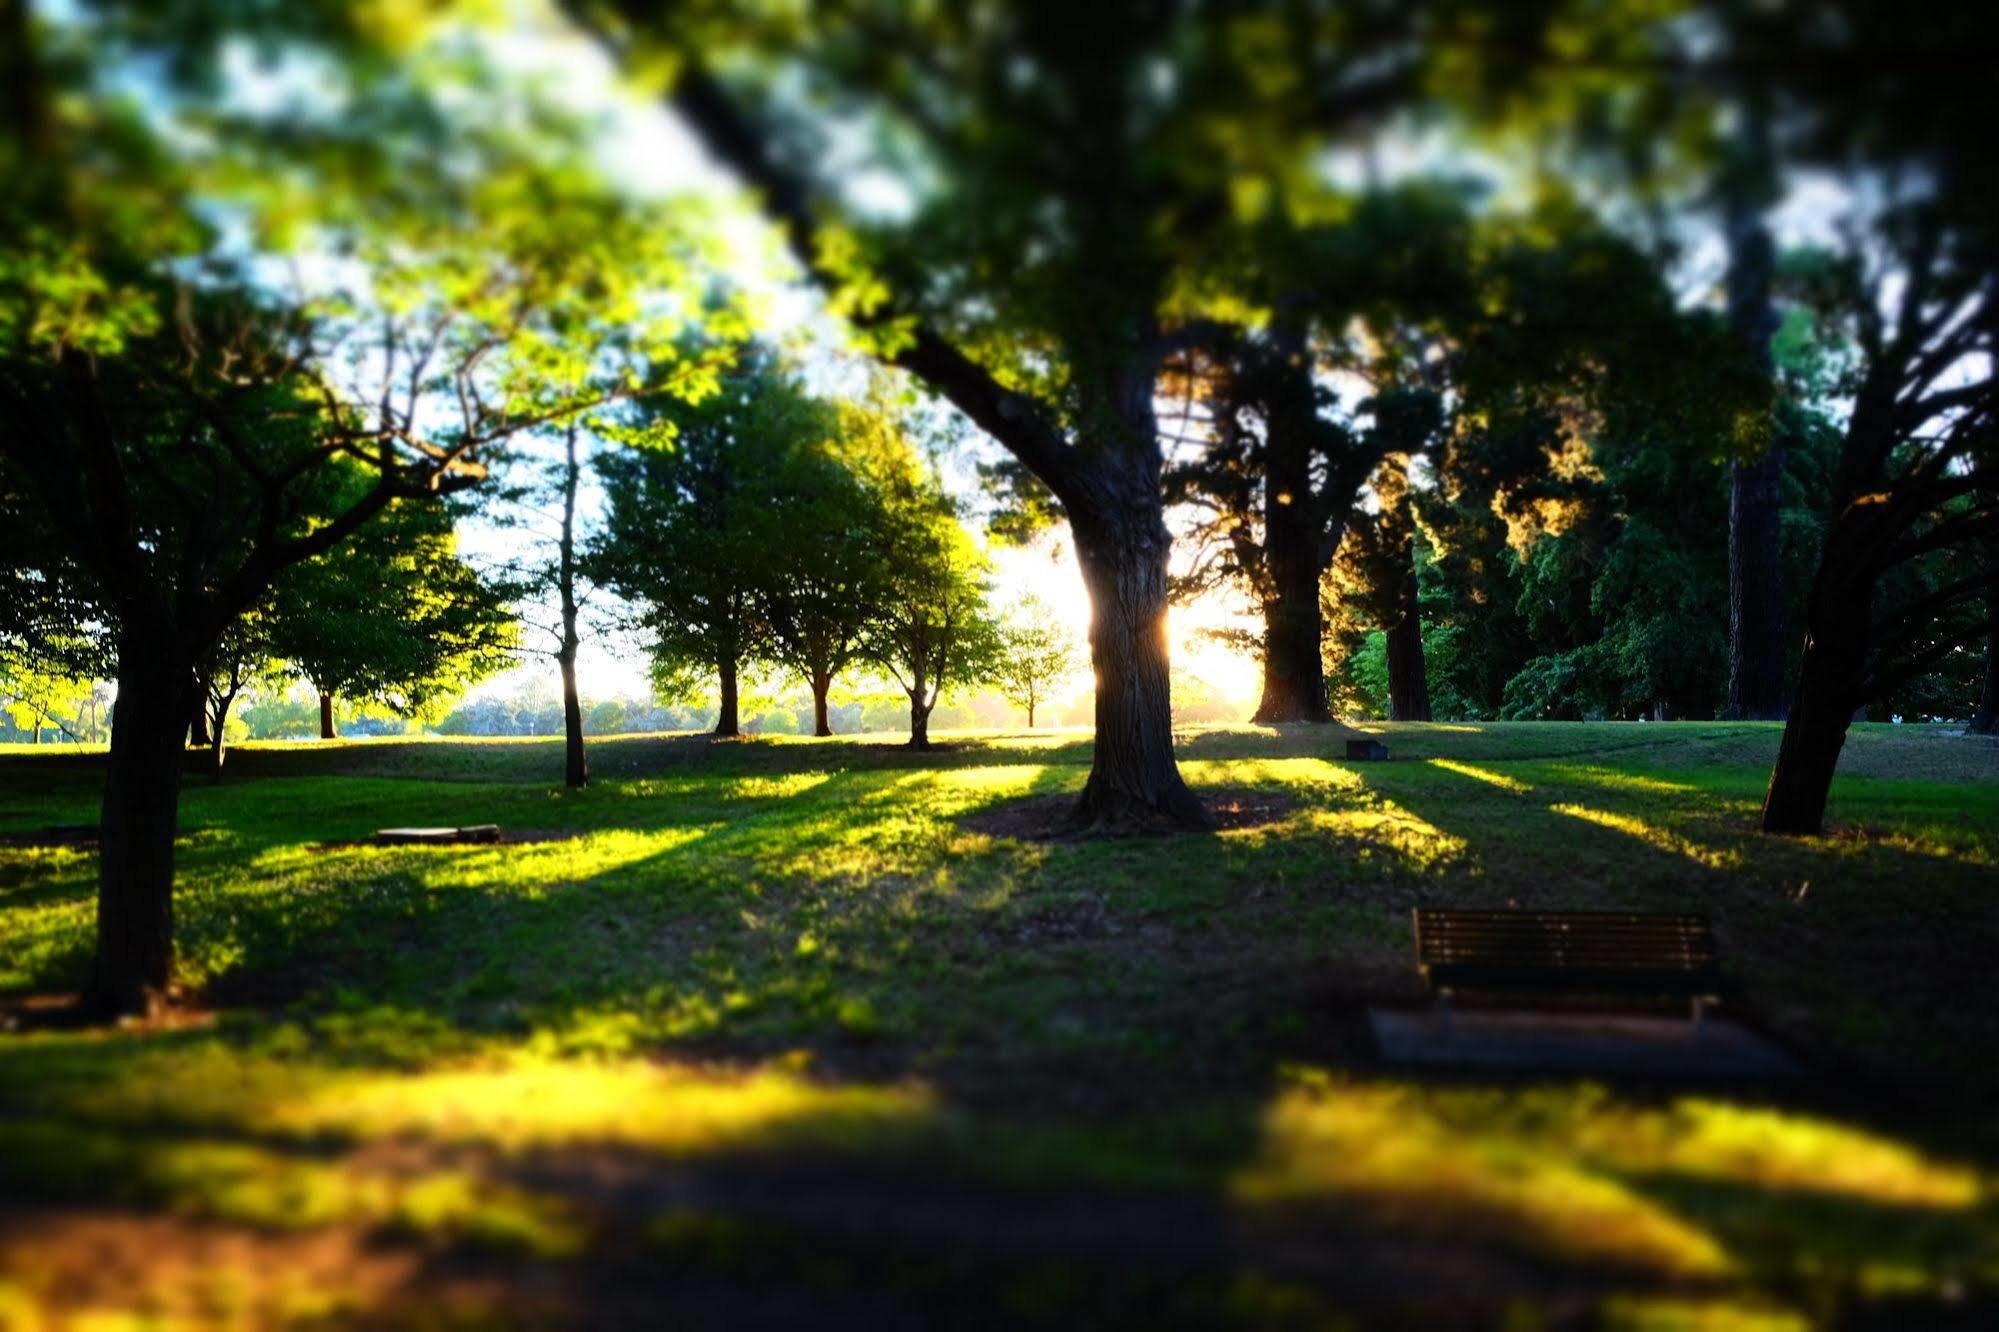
284 1052 936 1158
1598 1296 1811 1331
1427 758 1532 792
1292 796 1472 876
1232 1068 1996 1286
721 772 835 801
1542 764 1700 795
1552 803 1741 870
0 1116 585 1258
1234 1068 1732 1276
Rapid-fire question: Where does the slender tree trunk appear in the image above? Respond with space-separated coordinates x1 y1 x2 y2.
558 424 588 787
907 684 931 751
87 630 193 1017
1385 531 1432 722
714 656 740 737
1763 548 1871 834
1027 694 1037 729
1069 478 1211 831
1762 644 1858 834
811 670 833 737
1721 116 1789 722
559 653 586 786
207 693 233 781
318 690 337 740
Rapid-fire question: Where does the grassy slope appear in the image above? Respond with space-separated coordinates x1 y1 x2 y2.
0 721 1995 1328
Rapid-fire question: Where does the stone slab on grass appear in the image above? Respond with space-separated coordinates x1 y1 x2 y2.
373 825 501 847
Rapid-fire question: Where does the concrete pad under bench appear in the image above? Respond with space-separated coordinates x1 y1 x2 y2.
1368 1006 1800 1078
373 825 501 846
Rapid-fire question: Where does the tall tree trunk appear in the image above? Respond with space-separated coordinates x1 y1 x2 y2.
714 656 740 737
1252 351 1333 724
1069 481 1210 831
187 684 211 748
1385 529 1432 722
1973 591 1998 737
318 690 337 740
558 424 588 787
1253 563 1332 723
907 689 932 751
87 631 192 1017
1727 449 1789 719
1027 694 1037 729
811 670 833 737
1721 113 1788 722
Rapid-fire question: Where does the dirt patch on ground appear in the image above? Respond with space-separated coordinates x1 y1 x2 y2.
959 788 1299 843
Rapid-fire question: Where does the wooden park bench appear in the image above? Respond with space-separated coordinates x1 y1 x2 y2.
1413 907 1728 1034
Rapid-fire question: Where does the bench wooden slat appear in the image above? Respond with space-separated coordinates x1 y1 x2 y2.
1413 907 1727 1002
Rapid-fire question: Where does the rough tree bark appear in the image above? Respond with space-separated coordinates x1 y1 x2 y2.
557 424 588 787
907 686 933 751
714 657 740 737
810 669 833 737
318 690 337 740
1385 536 1432 721
86 625 194 1017
1721 113 1789 722
1069 473 1210 829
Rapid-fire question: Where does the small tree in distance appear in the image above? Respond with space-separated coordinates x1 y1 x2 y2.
863 459 1002 750
995 594 1079 729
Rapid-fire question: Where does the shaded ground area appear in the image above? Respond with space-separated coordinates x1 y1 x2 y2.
1 722 1996 1327
958 786 1299 840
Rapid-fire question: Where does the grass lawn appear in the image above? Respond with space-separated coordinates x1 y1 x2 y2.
1 721 1996 1328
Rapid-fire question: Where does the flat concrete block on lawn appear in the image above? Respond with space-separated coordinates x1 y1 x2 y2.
1368 1007 1800 1078
373 825 501 846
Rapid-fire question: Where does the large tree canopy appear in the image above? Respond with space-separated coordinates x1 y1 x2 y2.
555 0 1600 829
0 0 732 1014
